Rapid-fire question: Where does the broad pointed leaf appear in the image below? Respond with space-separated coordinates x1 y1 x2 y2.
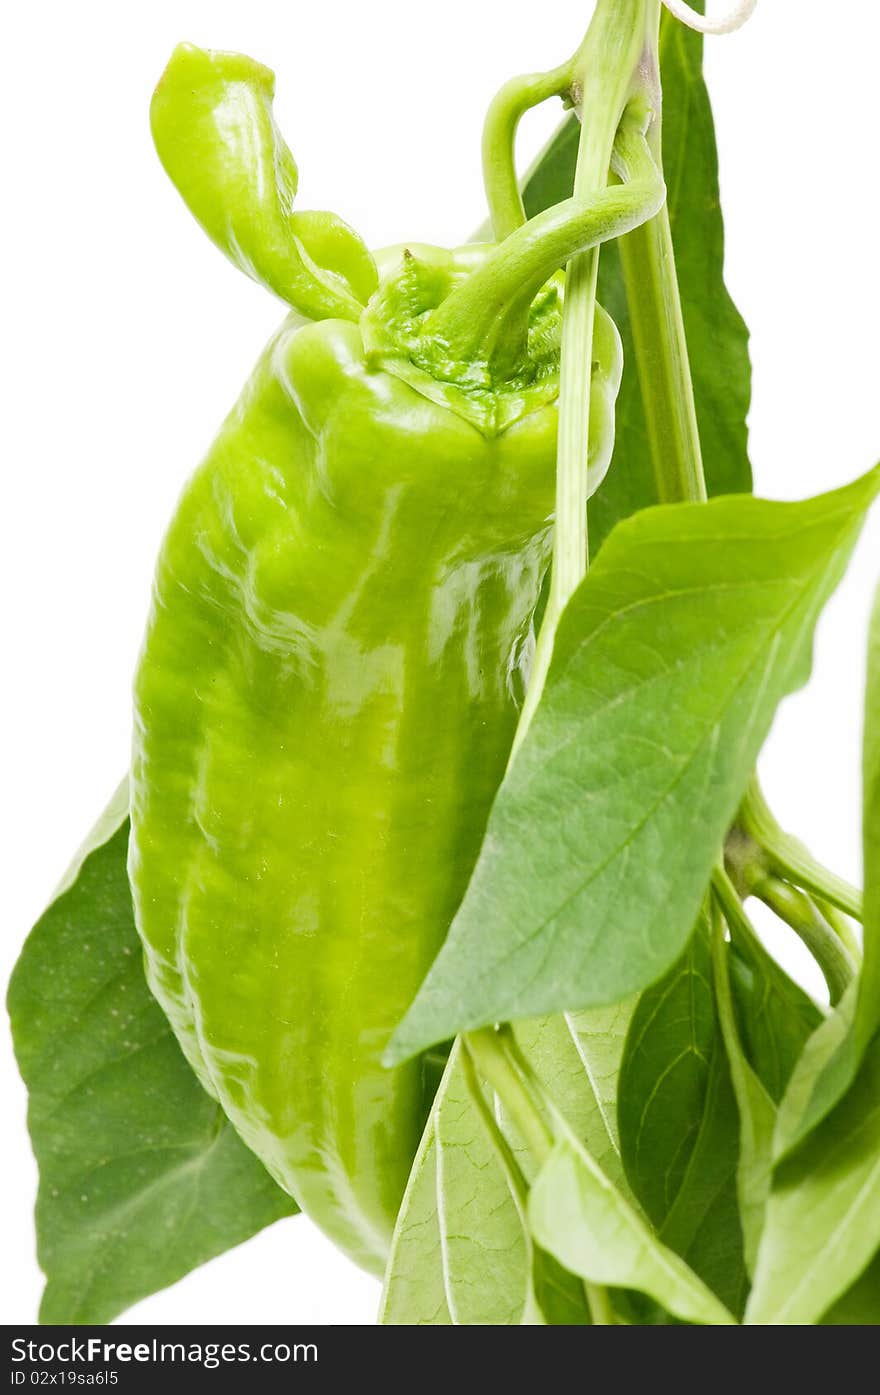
565 998 638 1156
378 1119 452 1326
711 921 777 1278
619 921 717 1225
529 1126 735 1325
389 472 880 1062
618 918 746 1311
746 1032 880 1324
7 788 296 1325
820 1255 880 1324
512 1011 631 1195
728 928 821 1104
434 1045 536 1325
776 583 880 1152
382 1037 610 1325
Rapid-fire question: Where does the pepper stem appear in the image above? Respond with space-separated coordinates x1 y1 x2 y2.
512 0 663 748
428 114 664 379
752 878 857 1007
462 1028 554 1166
739 779 864 922
483 62 576 242
459 1044 531 1208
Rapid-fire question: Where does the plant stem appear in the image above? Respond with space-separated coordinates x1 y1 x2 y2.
709 890 746 1058
723 830 858 1002
462 6 657 1331
617 206 706 503
751 876 856 1006
463 1028 554 1166
459 1043 531 1208
428 127 663 379
462 1044 613 1328
483 62 575 241
512 0 662 752
813 895 862 963
739 779 864 923
493 1038 619 1327
712 862 766 965
585 1282 616 1325
712 864 759 945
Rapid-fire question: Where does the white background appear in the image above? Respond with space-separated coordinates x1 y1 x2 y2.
2 0 879 1325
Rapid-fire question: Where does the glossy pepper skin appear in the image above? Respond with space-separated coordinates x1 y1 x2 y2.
149 43 377 319
130 45 624 1274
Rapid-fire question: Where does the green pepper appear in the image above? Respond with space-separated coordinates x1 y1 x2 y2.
150 43 377 319
130 44 660 1274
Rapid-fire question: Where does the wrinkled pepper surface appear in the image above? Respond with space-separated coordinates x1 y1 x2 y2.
130 43 643 1273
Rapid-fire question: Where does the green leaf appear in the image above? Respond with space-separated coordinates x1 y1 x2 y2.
6 788 296 1325
527 1247 593 1326
378 1117 452 1325
773 982 856 1152
719 1033 774 1283
619 921 717 1226
389 472 880 1062
512 1010 632 1195
434 1045 535 1325
658 1049 746 1316
618 918 746 1312
745 1032 880 1324
729 930 822 1104
820 1254 880 1324
565 999 639 1157
379 1044 523 1326
382 1038 602 1325
528 1126 735 1325
522 9 752 550
862 582 880 1034
710 910 777 1279
780 584 880 1149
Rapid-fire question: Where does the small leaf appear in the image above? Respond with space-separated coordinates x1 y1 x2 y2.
513 1010 631 1194
618 918 746 1311
434 1046 533 1325
619 922 717 1226
382 1032 613 1325
389 471 880 1062
745 1032 880 1324
380 1044 541 1326
728 931 821 1104
772 584 880 1151
565 998 638 1157
528 1127 735 1325
378 1119 451 1326
527 1247 593 1326
862 583 880 1032
6 790 296 1324
820 1254 880 1325
710 914 776 1278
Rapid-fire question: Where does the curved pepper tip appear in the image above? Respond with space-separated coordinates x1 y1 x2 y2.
153 40 276 104
149 39 378 320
